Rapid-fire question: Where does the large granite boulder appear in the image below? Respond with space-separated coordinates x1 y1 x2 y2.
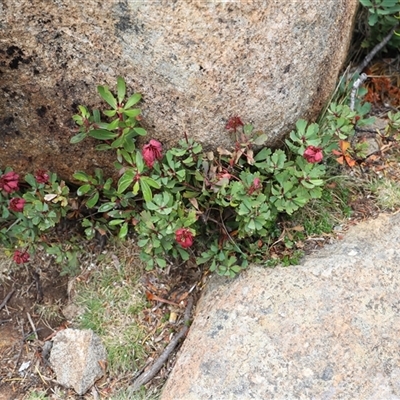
0 1 358 179
161 213 400 399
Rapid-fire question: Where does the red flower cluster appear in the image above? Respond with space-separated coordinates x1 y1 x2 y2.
0 171 19 193
9 198 26 212
35 170 49 184
175 228 194 249
303 146 323 163
142 140 163 168
13 250 30 264
225 116 244 132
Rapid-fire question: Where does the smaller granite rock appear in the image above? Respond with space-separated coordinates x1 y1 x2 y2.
49 328 107 395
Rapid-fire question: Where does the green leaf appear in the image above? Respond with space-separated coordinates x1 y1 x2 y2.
118 222 129 239
137 238 149 247
368 13 379 25
123 135 136 153
119 149 134 165
140 179 152 202
156 257 167 268
107 119 120 131
24 173 37 188
73 171 91 182
248 219 256 231
93 109 101 123
78 105 90 117
34 201 45 212
97 85 117 109
123 109 141 118
133 127 147 136
117 76 126 104
103 109 117 118
243 124 253 135
295 119 308 134
133 181 140 195
86 191 99 208
89 129 118 140
124 93 142 109
77 184 92 195
111 134 125 149
145 201 159 211
96 144 113 151
177 246 190 261
141 176 161 189
98 202 116 212
136 151 145 172
109 219 125 226
252 134 269 146
118 169 135 194
70 132 87 144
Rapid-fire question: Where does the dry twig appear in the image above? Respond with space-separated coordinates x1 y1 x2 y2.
129 296 194 392
0 289 15 311
353 24 399 77
350 23 399 111
27 312 39 340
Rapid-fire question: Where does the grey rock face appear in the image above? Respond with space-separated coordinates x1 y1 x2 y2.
161 213 400 399
49 328 107 395
0 1 358 179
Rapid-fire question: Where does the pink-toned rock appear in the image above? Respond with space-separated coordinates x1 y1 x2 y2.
0 1 358 180
161 213 400 399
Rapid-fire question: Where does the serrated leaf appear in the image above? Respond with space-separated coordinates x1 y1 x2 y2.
137 238 149 247
156 257 167 268
243 124 253 135
145 201 159 211
295 119 308 134
252 134 269 146
24 174 37 187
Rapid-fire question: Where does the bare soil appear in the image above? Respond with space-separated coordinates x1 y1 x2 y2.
0 261 69 399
